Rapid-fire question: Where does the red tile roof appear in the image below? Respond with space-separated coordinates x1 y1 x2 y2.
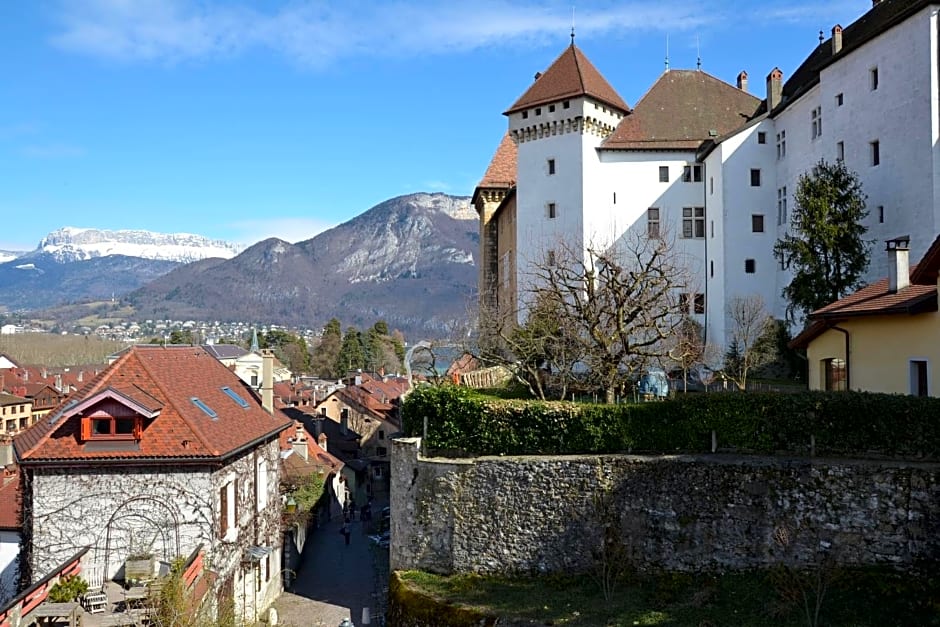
279 422 344 481
602 70 761 151
0 464 21 531
477 133 517 189
14 346 291 464
911 233 940 285
505 44 629 114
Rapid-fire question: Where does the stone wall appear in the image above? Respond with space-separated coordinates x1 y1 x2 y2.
390 438 940 575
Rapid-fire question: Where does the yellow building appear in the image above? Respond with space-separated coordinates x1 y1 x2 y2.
792 235 940 396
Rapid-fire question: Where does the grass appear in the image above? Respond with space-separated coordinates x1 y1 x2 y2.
397 568 940 627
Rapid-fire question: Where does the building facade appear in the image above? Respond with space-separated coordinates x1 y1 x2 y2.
475 0 940 350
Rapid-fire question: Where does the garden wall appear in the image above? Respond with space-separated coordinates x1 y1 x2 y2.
390 437 939 575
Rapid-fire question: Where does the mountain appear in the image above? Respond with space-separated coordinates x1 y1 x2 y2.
30 227 244 263
0 250 25 264
127 193 479 336
0 228 243 311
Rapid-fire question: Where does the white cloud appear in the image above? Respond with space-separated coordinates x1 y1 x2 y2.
227 217 335 245
50 0 717 68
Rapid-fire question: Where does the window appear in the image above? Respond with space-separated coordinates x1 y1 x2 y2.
377 446 388 457
563 100 570 109
682 164 702 183
878 205 884 223
250 374 258 387
745 258 756 273
82 415 140 440
710 260 714 277
752 214 765 233
647 208 660 238
836 93 844 106
682 207 705 238
219 481 235 539
757 131 767 144
191 397 217 419
659 166 669 182
378 429 385 440
870 67 879 91
750 169 761 187
911 360 929 396
871 140 880 166
613 192 617 204
811 106 822 139
549 104 556 112
221 386 250 408
522 110 529 119
823 358 847 391
836 141 844 161
777 187 788 225
546 250 556 266
776 130 786 159
709 177 714 195
535 107 541 116
693 293 705 315
547 159 556 175
547 202 557 219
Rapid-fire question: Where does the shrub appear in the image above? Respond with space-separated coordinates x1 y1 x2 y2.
48 575 88 602
401 386 940 459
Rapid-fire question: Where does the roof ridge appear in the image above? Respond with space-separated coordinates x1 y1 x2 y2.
572 43 586 94
134 347 218 456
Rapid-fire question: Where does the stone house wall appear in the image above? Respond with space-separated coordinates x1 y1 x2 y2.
390 438 940 575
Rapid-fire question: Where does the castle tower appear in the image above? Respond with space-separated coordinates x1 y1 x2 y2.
503 43 629 317
471 133 517 319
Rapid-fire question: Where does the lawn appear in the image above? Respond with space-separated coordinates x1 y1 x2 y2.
396 567 939 626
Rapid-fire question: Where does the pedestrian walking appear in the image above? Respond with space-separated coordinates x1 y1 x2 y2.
341 522 351 546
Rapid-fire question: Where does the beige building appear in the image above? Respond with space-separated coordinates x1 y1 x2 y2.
792 235 940 396
0 393 32 435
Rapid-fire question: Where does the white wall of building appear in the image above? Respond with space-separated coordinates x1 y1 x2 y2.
0 530 19 605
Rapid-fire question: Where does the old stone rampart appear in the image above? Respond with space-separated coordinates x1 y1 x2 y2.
390 437 939 575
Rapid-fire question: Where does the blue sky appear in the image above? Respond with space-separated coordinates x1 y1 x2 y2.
1 0 867 250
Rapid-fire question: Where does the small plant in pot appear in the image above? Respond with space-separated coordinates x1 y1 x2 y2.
48 575 89 603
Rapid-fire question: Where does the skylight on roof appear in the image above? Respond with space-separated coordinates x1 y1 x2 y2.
191 397 218 419
221 386 250 409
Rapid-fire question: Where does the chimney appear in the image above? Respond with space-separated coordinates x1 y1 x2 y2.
832 25 843 54
317 432 328 453
534 71 542 82
766 67 783 111
292 422 308 461
736 70 748 92
340 412 349 436
0 434 12 467
261 349 274 414
54 374 62 392
886 236 911 293
22 370 28 383
41 368 47 379
77 370 83 383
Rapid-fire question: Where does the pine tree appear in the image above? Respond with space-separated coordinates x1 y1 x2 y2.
774 159 871 321
336 326 366 375
311 318 342 378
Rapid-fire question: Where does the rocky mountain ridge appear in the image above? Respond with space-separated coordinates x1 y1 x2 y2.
30 227 245 263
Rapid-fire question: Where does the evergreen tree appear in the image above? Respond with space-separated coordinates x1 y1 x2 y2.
774 159 871 321
336 326 366 374
311 318 342 378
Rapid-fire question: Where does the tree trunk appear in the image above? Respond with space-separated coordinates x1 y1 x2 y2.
605 387 616 404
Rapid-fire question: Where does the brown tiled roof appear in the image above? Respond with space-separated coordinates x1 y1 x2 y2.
602 70 761 151
0 392 28 406
477 133 517 189
911 233 940 285
0 465 21 530
811 272 936 320
779 0 931 113
505 44 629 114
14 346 290 464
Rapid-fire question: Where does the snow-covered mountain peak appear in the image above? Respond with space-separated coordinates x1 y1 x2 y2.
34 227 245 263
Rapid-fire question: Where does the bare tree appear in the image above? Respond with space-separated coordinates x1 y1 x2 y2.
472 293 584 400
668 317 721 393
527 233 690 404
723 295 777 390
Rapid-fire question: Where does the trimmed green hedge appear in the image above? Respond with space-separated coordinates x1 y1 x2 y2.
402 385 940 459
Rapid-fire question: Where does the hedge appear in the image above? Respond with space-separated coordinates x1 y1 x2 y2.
401 385 940 459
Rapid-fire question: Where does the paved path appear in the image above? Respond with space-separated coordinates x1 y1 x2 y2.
270 515 386 627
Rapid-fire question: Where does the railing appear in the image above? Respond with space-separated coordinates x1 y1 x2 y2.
182 544 205 590
0 547 89 627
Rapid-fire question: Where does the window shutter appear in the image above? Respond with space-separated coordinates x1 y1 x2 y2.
219 486 228 538
133 418 142 440
80 417 91 441
233 479 239 526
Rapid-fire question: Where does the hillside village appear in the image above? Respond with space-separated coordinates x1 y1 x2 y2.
2 0 940 626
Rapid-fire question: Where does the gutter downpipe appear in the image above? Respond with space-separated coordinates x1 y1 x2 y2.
830 324 850 390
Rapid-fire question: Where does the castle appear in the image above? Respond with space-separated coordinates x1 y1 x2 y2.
472 0 940 348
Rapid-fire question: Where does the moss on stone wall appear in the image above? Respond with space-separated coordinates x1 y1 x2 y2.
387 571 498 627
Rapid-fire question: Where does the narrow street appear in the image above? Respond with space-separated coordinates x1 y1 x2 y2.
269 512 389 627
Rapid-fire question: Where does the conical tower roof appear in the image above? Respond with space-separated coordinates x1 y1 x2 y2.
505 44 629 115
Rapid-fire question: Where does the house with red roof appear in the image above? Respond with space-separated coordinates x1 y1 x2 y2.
791 235 940 395
12 345 292 622
0 436 20 606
